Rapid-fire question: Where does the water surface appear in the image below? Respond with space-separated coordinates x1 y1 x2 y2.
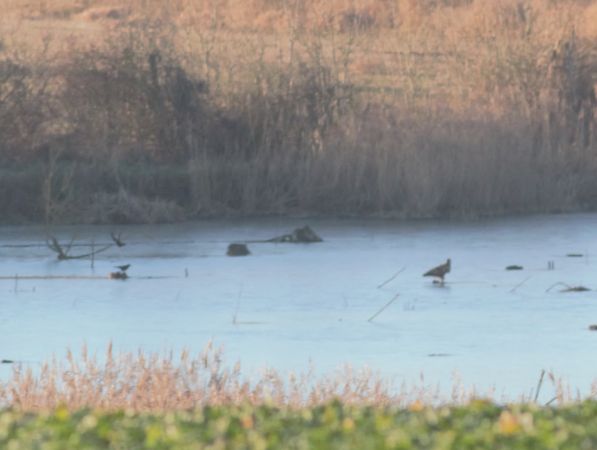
2 214 597 400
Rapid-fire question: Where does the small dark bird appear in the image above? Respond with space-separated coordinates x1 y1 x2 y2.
423 258 451 284
115 264 130 272
111 232 126 247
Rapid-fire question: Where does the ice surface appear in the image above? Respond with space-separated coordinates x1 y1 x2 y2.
1 214 597 399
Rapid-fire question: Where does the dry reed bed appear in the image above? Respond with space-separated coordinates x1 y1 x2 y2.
0 343 588 412
0 1 597 223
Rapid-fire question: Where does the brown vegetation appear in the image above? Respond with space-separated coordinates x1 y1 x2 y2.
0 343 581 412
1 0 597 223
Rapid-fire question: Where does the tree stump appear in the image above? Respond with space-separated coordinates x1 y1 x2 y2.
227 243 250 256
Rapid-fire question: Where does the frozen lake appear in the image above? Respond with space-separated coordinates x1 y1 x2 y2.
2 214 597 400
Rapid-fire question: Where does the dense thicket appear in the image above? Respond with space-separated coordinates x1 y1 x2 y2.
1 0 596 223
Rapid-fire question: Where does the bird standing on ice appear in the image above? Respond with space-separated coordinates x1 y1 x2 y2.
423 258 451 285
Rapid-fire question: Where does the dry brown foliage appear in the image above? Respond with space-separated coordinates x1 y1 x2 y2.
0 343 582 412
0 1 596 223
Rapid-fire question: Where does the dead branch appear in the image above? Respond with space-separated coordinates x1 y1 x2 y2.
46 235 68 260
110 231 126 247
46 235 112 260
509 276 532 293
545 282 590 293
377 267 406 289
368 293 400 322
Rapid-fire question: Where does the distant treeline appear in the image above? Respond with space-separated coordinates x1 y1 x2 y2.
1 1 597 224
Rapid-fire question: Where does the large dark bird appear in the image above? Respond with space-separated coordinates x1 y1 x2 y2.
423 258 451 284
115 264 131 272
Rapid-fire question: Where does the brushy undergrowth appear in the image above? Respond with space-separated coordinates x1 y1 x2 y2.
1 344 596 448
0 344 585 412
3 401 597 449
1 1 597 223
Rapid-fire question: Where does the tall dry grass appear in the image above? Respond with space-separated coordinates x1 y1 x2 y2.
0 343 582 412
0 0 596 223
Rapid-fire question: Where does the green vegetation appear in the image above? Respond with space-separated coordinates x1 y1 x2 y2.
0 346 592 448
3 401 597 449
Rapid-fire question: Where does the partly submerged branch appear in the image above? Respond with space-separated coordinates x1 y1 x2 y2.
46 235 112 260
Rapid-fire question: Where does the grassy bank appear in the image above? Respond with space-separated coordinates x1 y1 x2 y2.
1 345 594 448
1 1 597 224
3 402 597 449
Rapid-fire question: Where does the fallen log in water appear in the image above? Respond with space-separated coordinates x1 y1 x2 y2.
46 235 112 260
266 225 323 243
546 282 591 293
244 225 324 244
